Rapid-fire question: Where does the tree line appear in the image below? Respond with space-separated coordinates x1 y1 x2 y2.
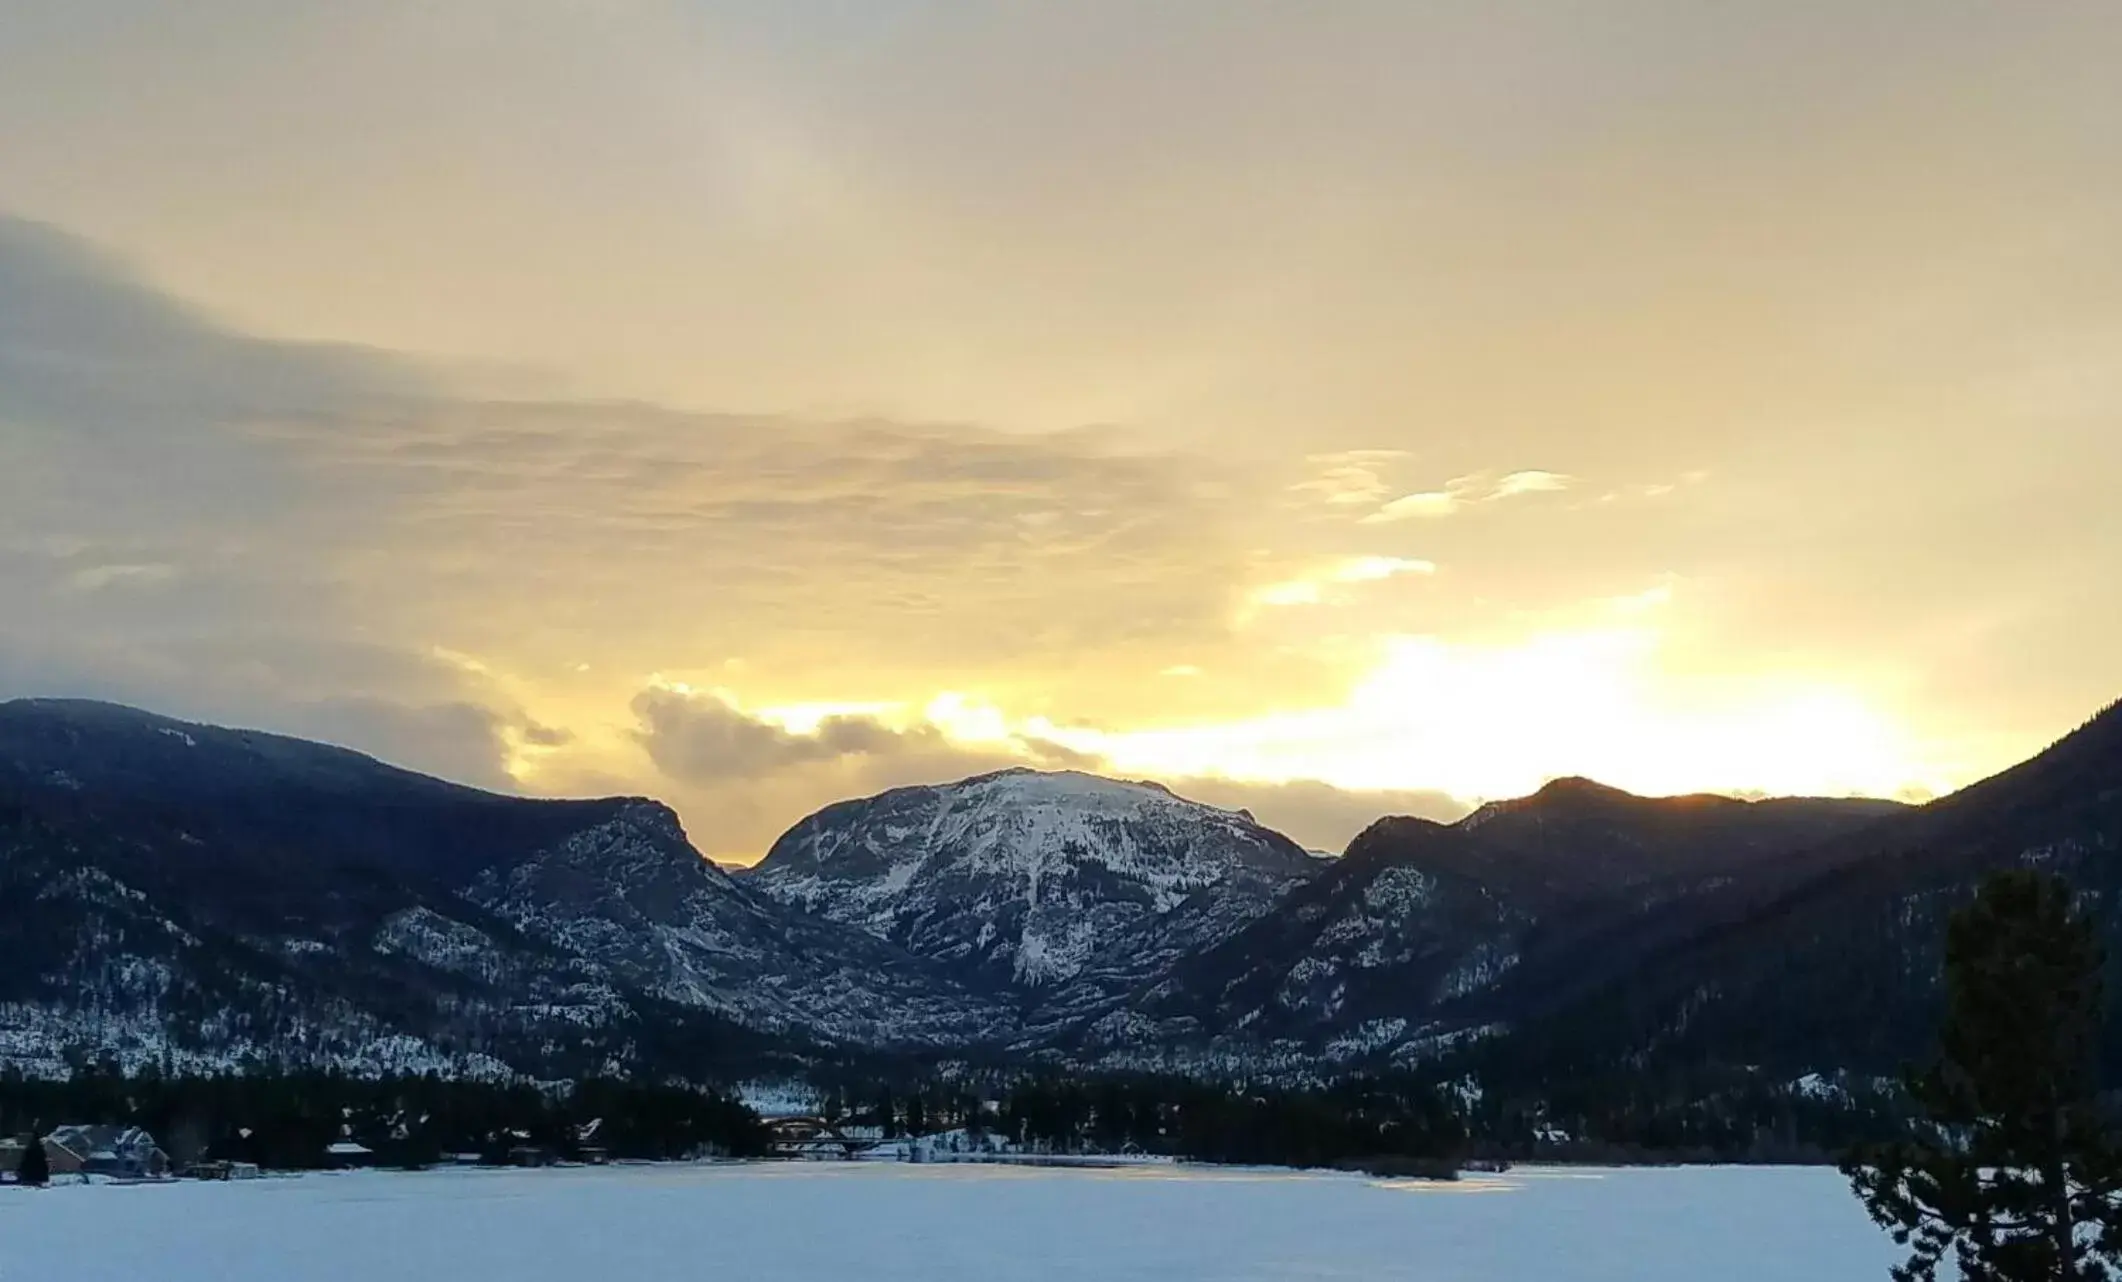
0 1068 767 1170
993 1073 1465 1172
798 1070 1467 1173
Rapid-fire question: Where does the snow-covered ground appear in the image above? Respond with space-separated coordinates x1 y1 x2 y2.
0 1162 1899 1280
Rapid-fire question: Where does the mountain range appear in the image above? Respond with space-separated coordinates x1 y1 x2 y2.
2 694 2117 1091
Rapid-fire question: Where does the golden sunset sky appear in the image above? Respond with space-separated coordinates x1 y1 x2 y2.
3 2 2118 858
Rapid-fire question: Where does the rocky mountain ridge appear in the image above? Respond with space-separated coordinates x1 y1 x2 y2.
0 699 1004 1078
6 693 2118 1092
743 767 1318 1024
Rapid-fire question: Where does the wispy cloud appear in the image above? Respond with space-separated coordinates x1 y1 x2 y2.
0 214 1288 817
1289 450 1411 507
1493 469 1573 498
0 208 2035 860
631 685 953 781
1603 581 1677 616
1250 555 1436 610
1362 490 1463 522
1362 469 1574 523
65 563 178 593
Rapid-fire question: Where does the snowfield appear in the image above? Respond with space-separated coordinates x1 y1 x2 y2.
0 1162 1899 1280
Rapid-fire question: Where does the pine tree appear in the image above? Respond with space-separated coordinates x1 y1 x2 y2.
18 1135 50 1187
1843 869 2122 1281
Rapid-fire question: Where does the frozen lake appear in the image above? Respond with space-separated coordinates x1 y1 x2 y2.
1 1161 1898 1280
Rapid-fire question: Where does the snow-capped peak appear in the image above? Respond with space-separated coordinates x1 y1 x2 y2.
747 769 1318 992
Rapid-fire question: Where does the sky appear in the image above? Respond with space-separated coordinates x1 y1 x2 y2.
3 1 2119 860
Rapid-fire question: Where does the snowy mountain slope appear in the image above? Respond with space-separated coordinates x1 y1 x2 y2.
0 699 1000 1077
0 797 584 1078
744 768 1320 1004
464 799 1009 1047
1116 786 1907 1067
1489 698 2122 1083
1124 819 1525 1055
15 693 2119 1088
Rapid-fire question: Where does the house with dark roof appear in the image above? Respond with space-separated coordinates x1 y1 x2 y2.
42 1125 170 1179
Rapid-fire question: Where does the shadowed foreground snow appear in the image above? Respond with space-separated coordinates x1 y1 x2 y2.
0 1162 1898 1280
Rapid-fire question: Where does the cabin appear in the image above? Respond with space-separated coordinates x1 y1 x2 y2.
42 1125 169 1179
323 1140 375 1169
574 1118 608 1165
762 1116 884 1160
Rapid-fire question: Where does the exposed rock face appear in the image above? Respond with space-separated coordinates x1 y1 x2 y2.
13 692 2119 1092
1115 785 1907 1070
745 768 1320 1007
0 698 999 1078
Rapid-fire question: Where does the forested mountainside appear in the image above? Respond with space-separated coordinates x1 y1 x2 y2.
5 694 2119 1107
0 699 1001 1078
1068 782 1902 1070
1470 699 2122 1094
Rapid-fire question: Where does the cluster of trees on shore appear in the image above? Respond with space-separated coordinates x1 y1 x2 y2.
0 1044 1965 1183
805 1063 1916 1170
788 1069 1466 1171
991 1074 1465 1171
0 1069 765 1170
0 1064 1474 1178
1455 1065 1920 1166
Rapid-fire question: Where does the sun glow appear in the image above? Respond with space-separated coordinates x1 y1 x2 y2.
1017 629 1946 805
508 629 1952 831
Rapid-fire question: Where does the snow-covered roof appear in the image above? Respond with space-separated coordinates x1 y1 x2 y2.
43 1124 163 1160
325 1141 373 1155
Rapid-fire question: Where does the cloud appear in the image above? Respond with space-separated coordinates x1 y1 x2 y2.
1363 490 1463 522
618 686 1058 857
0 624 552 794
1252 580 1326 608
630 685 1041 785
1159 776 1467 854
1492 469 1574 498
1016 735 1104 770
625 681 1464 858
7 211 1455 859
0 212 1294 776
273 697 524 792
1250 555 1436 610
1603 582 1677 616
0 206 2074 864
1289 450 1411 507
65 563 178 593
1361 470 1573 524
521 720 575 748
1333 555 1437 583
